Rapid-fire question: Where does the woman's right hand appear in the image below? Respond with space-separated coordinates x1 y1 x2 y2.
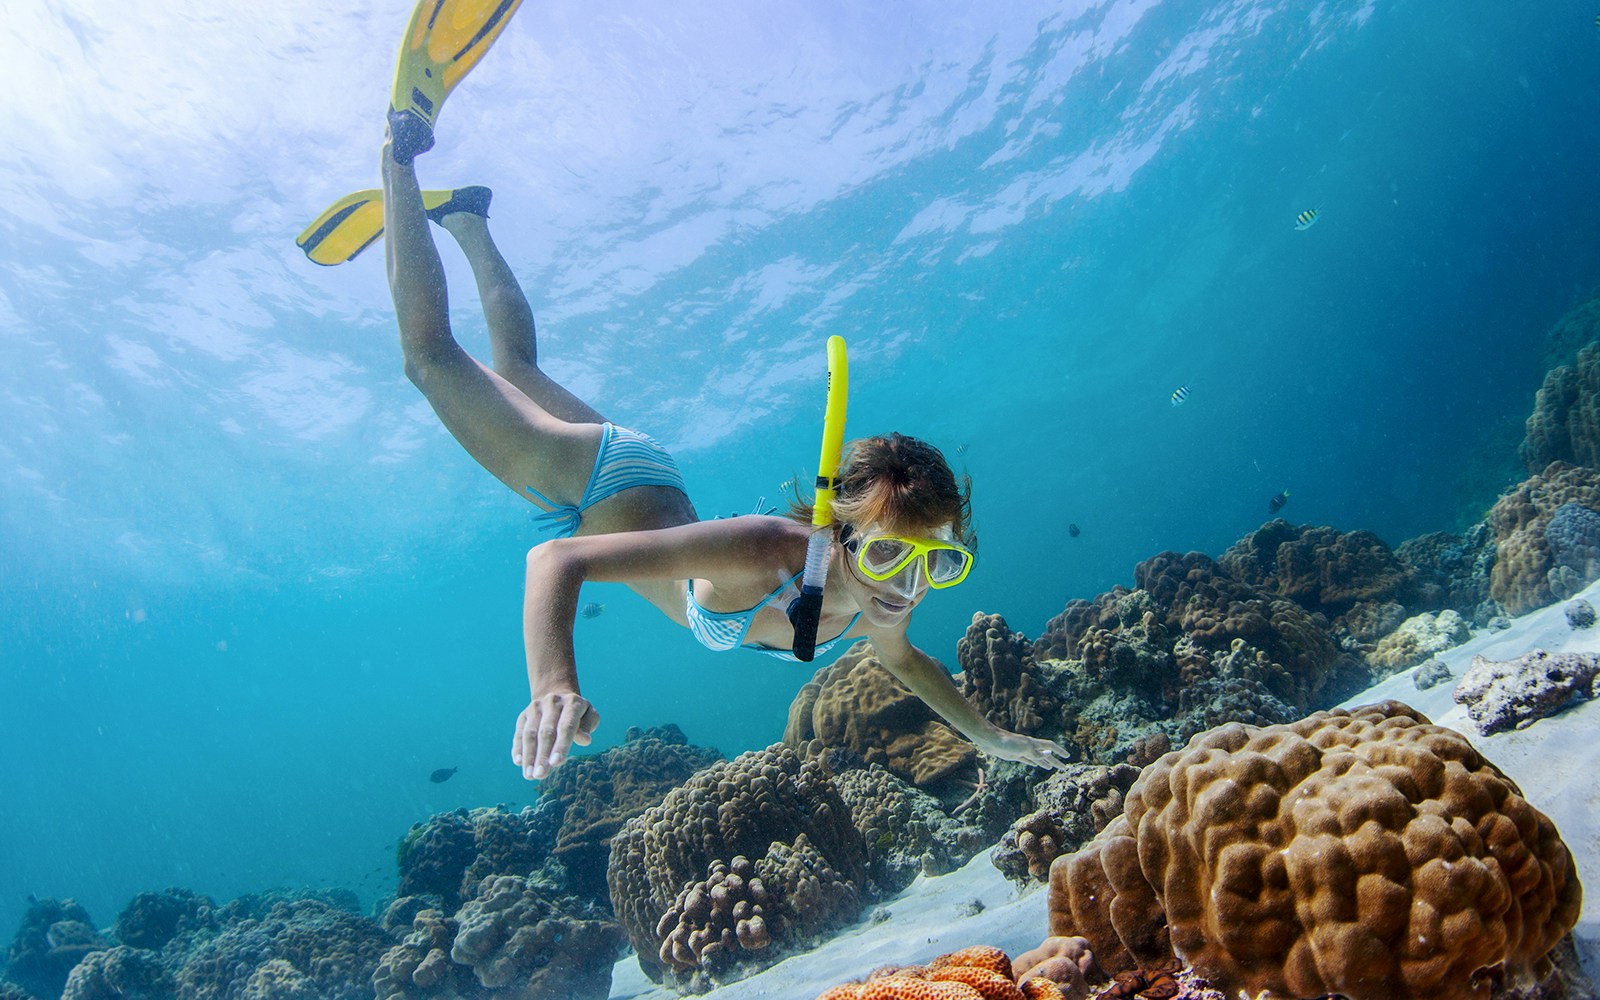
512 690 600 780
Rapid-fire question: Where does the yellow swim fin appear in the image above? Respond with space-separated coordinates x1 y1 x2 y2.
388 0 526 164
296 188 485 266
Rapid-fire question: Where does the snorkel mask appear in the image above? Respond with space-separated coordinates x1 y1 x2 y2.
839 523 974 598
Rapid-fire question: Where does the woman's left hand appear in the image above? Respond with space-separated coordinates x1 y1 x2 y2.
979 729 1073 770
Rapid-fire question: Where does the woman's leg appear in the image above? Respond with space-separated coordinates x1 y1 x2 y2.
437 212 607 427
382 145 599 507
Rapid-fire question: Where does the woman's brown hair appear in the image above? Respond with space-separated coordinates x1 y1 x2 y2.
786 433 975 550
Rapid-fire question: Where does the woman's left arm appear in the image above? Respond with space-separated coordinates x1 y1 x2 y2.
870 628 1072 771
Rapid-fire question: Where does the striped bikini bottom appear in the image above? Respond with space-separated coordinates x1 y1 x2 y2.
525 422 689 537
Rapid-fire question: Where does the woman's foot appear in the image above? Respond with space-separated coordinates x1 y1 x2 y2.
425 185 493 224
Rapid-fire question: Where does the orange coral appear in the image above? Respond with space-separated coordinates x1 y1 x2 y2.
930 946 1014 980
1018 980 1066 1000
816 979 982 1000
927 965 1024 1000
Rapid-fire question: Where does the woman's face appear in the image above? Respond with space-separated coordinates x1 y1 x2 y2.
836 522 946 626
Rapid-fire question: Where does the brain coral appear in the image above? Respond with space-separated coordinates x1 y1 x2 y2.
607 744 868 990
1489 462 1600 614
1046 702 1582 1000
785 643 977 787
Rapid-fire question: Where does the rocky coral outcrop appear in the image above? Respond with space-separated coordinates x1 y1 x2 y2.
1489 463 1600 614
112 889 216 953
1522 339 1600 473
955 614 1059 736
395 806 555 913
829 763 983 896
3 898 106 1000
1045 702 1582 1000
990 763 1139 885
1454 648 1600 736
450 875 623 999
607 743 867 991
534 724 721 904
58 947 172 1000
1395 524 1500 625
1367 609 1473 675
370 908 466 1000
784 643 977 788
1218 519 1413 618
171 897 391 1000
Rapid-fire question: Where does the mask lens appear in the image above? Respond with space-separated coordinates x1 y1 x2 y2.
861 537 913 576
926 546 970 584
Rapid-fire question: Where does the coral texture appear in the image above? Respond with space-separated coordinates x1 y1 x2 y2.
538 723 722 899
829 762 983 895
1046 702 1582 1000
991 764 1139 885
785 643 977 787
59 947 173 1000
3 898 105 1000
1522 339 1600 473
370 908 469 1000
395 806 554 913
813 945 1074 1000
171 897 391 1000
956 614 1059 736
1566 599 1597 629
1489 463 1600 614
1414 658 1454 691
113 889 216 952
449 875 623 999
1218 519 1411 617
607 744 868 989
1367 609 1473 675
1453 649 1600 736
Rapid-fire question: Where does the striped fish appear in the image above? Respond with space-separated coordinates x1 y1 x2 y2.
1171 384 1192 406
1294 208 1321 231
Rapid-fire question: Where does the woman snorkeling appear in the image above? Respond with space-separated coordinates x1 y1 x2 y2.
367 0 1070 783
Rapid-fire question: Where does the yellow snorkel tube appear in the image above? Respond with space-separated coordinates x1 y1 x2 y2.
787 335 848 662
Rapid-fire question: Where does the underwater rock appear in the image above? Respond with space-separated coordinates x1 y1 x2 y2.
1412 657 1454 690
112 888 215 952
1044 702 1582 1000
537 722 722 903
1567 598 1597 629
991 762 1139 886
1489 463 1600 614
0 982 38 1000
1394 522 1499 623
58 947 172 1000
171 897 391 1000
1522 338 1600 474
395 805 555 913
784 642 977 787
450 875 623 1000
1489 615 1514 631
955 613 1059 737
1454 648 1600 736
1367 608 1473 676
3 898 105 1000
607 743 866 991
1217 519 1412 617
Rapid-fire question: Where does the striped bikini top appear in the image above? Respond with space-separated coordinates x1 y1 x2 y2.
685 571 861 662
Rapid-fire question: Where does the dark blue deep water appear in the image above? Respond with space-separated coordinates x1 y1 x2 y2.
2 0 1598 947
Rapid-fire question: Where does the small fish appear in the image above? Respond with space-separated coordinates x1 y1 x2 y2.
1171 384 1192 406
1294 208 1321 231
429 767 458 784
580 602 606 619
1268 490 1291 514
1069 523 1081 538
955 443 968 455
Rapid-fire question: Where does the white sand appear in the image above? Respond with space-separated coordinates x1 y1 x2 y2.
612 581 1600 999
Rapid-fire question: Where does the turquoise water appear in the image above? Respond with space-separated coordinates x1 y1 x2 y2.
2 0 1598 945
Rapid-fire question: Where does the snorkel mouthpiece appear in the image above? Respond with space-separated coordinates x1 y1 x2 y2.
787 335 848 662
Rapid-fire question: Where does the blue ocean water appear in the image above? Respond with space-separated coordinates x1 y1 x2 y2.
2 0 1598 950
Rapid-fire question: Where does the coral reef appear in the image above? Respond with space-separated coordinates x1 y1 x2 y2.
449 875 624 999
538 724 723 902
395 806 555 913
956 614 1060 736
991 764 1140 886
828 762 985 895
3 898 105 1000
1454 648 1600 735
370 907 468 1000
58 947 172 1000
1522 339 1600 473
171 897 392 1000
607 743 868 990
785 643 977 787
1045 702 1582 1000
1012 937 1099 997
112 889 216 953
814 945 1076 1000
1367 609 1473 675
1489 463 1600 614
1218 519 1412 618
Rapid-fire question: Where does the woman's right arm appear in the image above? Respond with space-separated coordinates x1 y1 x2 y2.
512 517 796 779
